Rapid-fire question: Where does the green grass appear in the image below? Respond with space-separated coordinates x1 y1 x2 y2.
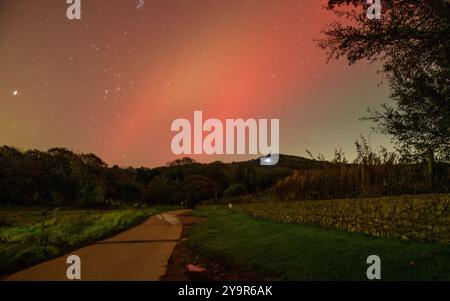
188 208 450 281
0 206 174 276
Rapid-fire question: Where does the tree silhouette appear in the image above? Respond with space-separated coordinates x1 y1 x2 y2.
319 0 450 174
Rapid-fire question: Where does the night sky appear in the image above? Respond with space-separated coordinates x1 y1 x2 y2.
0 0 392 167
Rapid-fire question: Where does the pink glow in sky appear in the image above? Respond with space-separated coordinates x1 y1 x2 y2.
0 0 392 167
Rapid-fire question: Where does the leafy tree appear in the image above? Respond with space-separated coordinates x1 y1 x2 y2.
167 157 197 167
182 175 218 208
0 146 22 157
319 0 450 174
80 153 108 170
145 175 174 204
368 70 450 169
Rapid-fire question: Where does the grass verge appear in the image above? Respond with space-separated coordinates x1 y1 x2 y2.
0 206 174 276
188 208 450 280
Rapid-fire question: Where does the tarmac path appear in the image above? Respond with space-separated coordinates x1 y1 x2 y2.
6 210 188 281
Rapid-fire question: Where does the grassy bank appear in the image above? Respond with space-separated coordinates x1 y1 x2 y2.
188 208 450 280
0 206 172 276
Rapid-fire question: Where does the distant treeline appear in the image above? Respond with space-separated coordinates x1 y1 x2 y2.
0 146 305 207
0 143 448 207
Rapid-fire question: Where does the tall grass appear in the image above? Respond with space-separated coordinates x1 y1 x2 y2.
274 163 449 201
274 139 449 201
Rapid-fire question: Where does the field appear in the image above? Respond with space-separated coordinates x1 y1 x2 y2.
188 208 450 280
0 206 171 276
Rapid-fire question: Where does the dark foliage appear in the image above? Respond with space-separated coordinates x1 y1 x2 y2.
1 142 447 207
274 138 449 201
0 146 307 207
319 0 450 166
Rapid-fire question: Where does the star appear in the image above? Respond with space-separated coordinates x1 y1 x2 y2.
136 0 144 10
12 90 19 96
